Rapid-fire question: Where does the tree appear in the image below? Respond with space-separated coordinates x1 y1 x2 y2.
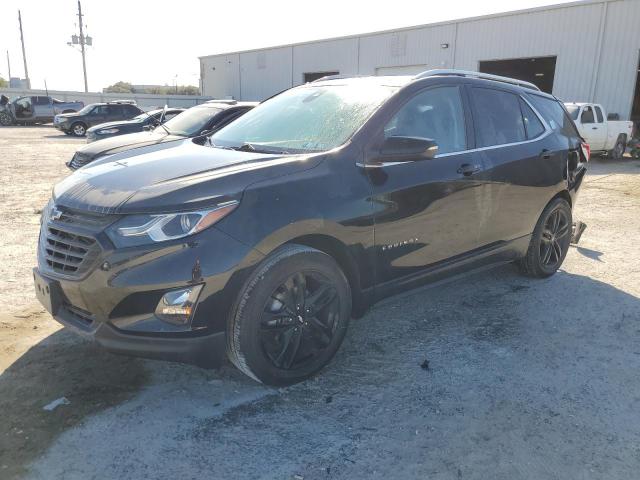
104 81 133 93
0 76 7 88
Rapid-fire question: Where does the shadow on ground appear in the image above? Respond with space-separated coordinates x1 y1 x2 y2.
3 265 638 479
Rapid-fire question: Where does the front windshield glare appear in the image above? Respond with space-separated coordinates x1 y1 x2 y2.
162 107 221 136
210 84 397 153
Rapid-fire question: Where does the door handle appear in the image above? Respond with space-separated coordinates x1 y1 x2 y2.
457 163 480 176
540 149 552 159
592 127 598 130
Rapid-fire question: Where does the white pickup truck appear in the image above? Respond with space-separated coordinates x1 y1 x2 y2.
564 102 634 159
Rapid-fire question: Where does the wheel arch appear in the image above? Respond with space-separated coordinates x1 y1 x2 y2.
286 234 369 318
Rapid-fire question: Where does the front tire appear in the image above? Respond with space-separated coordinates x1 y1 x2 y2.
0 112 13 126
227 244 351 386
70 122 87 137
518 198 572 278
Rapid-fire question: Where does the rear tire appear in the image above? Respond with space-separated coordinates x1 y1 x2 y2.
70 122 87 137
518 198 572 278
227 244 351 386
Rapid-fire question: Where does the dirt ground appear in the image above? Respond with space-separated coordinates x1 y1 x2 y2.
1 126 639 479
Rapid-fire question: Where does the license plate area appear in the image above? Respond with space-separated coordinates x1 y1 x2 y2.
33 268 61 315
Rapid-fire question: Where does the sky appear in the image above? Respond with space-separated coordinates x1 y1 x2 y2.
1 0 579 92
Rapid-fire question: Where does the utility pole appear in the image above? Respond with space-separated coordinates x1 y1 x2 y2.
6 50 11 81
68 1 92 92
18 10 31 89
77 1 88 92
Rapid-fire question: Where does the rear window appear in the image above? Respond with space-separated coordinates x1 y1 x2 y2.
470 87 526 147
528 94 579 137
519 99 545 139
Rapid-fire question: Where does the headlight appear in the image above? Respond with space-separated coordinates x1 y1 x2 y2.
97 128 119 135
105 201 238 248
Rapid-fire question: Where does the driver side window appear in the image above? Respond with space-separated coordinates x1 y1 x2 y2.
384 86 466 155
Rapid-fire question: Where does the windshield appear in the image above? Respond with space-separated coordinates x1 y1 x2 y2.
565 105 580 120
162 106 221 136
77 104 95 115
210 83 397 153
133 109 162 122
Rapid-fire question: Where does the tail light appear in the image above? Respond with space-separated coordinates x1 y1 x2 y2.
580 142 590 162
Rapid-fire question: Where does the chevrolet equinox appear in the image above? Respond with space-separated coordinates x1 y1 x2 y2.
34 70 588 385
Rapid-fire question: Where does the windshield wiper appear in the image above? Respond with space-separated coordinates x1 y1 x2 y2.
237 143 257 152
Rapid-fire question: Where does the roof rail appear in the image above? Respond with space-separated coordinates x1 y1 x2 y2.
311 74 366 83
106 99 137 104
413 69 541 91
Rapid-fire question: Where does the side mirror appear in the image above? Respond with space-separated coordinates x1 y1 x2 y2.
380 136 438 160
142 125 153 132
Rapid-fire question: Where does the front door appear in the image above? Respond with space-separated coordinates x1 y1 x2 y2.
365 84 486 284
13 97 34 120
578 105 606 150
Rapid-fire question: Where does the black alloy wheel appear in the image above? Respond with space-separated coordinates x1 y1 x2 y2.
519 198 572 278
228 244 351 386
539 208 571 268
260 271 340 370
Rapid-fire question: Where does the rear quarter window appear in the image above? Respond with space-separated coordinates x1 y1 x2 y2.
527 94 579 137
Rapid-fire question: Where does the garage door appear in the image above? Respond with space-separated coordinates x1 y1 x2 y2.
375 65 429 76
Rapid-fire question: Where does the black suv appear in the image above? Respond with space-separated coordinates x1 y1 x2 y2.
34 70 588 385
54 101 143 137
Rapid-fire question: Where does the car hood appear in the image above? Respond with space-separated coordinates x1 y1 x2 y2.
76 130 183 158
54 139 321 215
56 112 80 119
87 119 142 132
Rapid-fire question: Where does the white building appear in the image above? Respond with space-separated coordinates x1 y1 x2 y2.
199 0 640 124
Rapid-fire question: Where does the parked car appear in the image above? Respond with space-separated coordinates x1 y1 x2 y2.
85 107 185 143
0 94 83 126
54 101 143 137
564 102 634 159
67 101 256 169
34 70 588 386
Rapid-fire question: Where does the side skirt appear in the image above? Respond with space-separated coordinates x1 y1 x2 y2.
367 235 531 305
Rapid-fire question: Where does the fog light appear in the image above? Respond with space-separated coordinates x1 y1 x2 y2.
155 285 203 325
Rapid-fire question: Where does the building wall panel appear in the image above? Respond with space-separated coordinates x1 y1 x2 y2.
358 24 457 75
239 47 293 101
292 38 359 85
454 2 603 102
594 0 640 118
201 54 240 99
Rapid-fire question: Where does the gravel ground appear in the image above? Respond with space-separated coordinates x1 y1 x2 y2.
1 127 639 480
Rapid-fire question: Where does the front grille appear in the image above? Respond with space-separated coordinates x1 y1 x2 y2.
44 227 99 275
69 152 93 170
38 204 111 278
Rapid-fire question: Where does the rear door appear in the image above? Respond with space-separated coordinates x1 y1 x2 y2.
467 85 551 246
366 84 486 284
105 105 124 121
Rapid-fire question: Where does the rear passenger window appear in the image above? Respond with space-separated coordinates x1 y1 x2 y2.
526 94 580 137
384 86 466 155
470 88 525 147
519 99 545 139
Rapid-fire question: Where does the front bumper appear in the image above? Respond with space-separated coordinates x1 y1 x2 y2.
34 215 263 367
54 122 70 132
